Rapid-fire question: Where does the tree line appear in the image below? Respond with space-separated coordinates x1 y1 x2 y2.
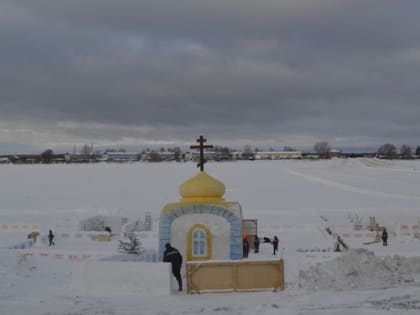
7 141 419 164
313 141 420 159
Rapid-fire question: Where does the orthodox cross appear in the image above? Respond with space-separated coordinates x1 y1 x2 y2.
190 135 213 171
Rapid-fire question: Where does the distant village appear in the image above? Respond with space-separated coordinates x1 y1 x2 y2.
0 142 418 164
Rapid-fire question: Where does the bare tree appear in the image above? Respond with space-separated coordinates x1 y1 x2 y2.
125 218 144 234
283 146 296 152
377 143 397 159
148 151 161 162
214 146 232 160
80 144 92 156
314 142 331 158
168 147 182 161
400 144 412 159
41 149 54 163
242 145 254 160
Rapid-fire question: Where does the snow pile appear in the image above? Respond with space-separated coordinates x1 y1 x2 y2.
299 248 420 291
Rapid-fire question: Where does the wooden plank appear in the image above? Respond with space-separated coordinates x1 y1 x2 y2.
187 259 284 293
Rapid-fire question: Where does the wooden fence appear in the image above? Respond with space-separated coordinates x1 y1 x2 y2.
186 259 284 294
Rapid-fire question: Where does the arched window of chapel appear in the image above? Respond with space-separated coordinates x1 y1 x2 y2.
187 224 212 261
192 228 206 256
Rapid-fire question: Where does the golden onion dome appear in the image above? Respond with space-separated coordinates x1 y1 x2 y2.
180 171 225 202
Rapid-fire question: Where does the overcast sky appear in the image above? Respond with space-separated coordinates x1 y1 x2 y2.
1 0 419 154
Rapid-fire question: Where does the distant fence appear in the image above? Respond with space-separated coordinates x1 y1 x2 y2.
7 231 112 249
335 225 420 240
23 251 99 261
51 223 80 232
39 231 111 242
9 240 34 250
0 224 41 232
186 259 284 294
20 248 158 262
340 232 384 239
400 225 420 239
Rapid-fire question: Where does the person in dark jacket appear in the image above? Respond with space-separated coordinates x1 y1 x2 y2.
381 228 388 246
272 236 279 255
242 237 249 258
48 229 55 246
163 243 183 291
254 235 260 253
333 237 341 252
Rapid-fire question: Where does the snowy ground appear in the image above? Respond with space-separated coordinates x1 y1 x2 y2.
1 158 420 314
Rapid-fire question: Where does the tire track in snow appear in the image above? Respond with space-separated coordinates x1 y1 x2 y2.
283 165 420 202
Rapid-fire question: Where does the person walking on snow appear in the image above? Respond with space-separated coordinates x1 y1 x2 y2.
163 243 183 291
254 235 260 253
381 228 388 246
48 229 55 246
272 236 279 255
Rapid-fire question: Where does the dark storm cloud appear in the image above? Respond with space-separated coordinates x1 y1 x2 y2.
1 0 420 153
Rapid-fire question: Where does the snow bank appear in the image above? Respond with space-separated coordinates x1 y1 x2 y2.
72 261 172 296
299 248 420 291
0 251 73 300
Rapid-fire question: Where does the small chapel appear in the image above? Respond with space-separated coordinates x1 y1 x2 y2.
159 136 244 262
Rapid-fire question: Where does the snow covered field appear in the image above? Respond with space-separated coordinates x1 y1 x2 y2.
1 158 420 314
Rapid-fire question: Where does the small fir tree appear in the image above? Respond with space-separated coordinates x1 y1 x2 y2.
118 232 143 255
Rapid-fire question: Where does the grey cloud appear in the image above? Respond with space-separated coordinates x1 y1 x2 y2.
0 0 420 153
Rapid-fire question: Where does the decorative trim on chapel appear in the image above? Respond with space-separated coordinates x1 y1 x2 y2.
159 204 242 261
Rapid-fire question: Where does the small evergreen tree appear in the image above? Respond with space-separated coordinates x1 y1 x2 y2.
416 146 420 156
118 232 143 255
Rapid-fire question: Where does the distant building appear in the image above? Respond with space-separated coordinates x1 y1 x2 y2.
230 151 242 160
141 151 176 161
255 151 302 160
102 152 140 162
184 151 219 162
329 149 342 158
0 157 10 164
